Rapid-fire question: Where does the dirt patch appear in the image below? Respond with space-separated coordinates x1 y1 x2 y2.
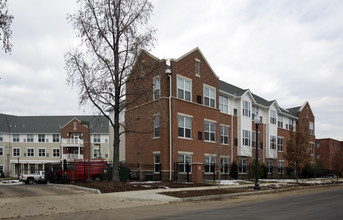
72 181 211 193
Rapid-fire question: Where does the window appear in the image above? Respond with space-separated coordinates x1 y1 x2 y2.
93 134 100 143
93 148 100 158
220 157 229 173
270 110 276 124
0 147 3 156
13 134 19 142
242 130 250 146
177 76 191 101
13 148 20 157
220 125 229 145
252 131 256 148
38 148 46 157
178 154 192 173
178 115 192 138
27 134 34 142
153 76 160 100
278 161 284 174
195 59 200 76
310 142 314 155
267 160 273 173
316 142 320 148
53 134 60 143
154 154 160 172
316 154 320 160
53 148 60 157
278 137 284 152
270 136 276 150
0 165 3 173
205 121 216 142
309 122 314 135
252 106 259 120
289 119 294 130
205 155 216 173
204 86 216 108
239 158 247 173
219 95 229 114
278 115 283 128
243 100 251 117
0 133 3 141
27 148 34 157
38 134 45 143
154 115 160 138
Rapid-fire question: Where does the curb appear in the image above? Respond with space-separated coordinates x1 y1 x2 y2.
48 183 101 194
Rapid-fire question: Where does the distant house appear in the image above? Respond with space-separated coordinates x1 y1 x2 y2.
316 138 343 171
0 114 110 176
124 47 316 182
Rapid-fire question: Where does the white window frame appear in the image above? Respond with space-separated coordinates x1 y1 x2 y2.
220 125 229 145
13 148 20 157
27 134 34 142
93 148 100 158
219 95 229 114
204 155 216 173
27 148 34 157
252 106 259 120
38 148 46 157
278 115 283 128
270 136 276 150
154 153 160 173
178 154 192 173
0 133 3 142
310 142 314 155
243 100 251 117
52 148 60 157
242 130 251 147
278 161 284 174
13 134 19 142
178 114 192 139
93 134 101 143
38 134 45 143
278 137 284 152
239 158 247 173
220 157 229 173
153 76 160 100
204 120 216 142
270 110 276 125
177 76 192 101
204 85 216 108
267 160 273 173
309 122 314 135
153 115 160 138
53 134 60 143
195 59 200 76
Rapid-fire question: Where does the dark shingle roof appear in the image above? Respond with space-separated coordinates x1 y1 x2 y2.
286 106 301 117
0 114 109 134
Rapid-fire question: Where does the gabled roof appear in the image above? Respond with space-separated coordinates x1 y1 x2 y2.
286 106 301 117
0 114 109 134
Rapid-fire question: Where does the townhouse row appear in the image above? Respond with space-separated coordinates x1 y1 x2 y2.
125 48 316 182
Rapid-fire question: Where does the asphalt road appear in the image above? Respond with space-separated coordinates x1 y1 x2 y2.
14 186 343 220
0 183 89 198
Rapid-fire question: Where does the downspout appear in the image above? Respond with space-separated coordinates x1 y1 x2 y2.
166 63 172 180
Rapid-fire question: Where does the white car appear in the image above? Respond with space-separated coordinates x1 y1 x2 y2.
19 171 46 184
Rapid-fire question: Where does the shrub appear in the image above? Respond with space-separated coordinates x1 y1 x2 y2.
230 161 238 179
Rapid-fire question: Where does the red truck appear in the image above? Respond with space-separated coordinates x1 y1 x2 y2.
52 159 108 182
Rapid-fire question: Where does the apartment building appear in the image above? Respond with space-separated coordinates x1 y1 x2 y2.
125 48 316 182
0 114 110 176
316 138 343 171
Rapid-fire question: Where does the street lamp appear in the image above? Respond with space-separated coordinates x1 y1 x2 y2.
81 120 91 181
254 115 261 190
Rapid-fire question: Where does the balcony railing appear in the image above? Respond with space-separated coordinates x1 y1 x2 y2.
63 154 84 160
61 138 84 147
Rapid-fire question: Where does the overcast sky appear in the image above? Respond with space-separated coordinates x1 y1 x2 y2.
0 0 342 140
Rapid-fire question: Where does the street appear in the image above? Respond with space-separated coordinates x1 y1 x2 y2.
14 185 343 220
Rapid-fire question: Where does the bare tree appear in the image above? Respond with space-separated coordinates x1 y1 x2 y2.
0 0 13 53
65 0 156 181
331 149 343 181
284 124 311 183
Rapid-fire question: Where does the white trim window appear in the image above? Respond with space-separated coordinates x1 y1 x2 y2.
53 134 60 143
13 134 19 142
13 148 20 157
178 115 192 138
27 134 34 142
239 158 247 173
252 106 259 120
242 130 251 147
27 148 34 157
153 115 160 138
270 110 276 125
0 133 3 142
219 95 229 114
178 154 192 173
220 125 229 145
242 100 251 117
220 157 229 173
252 131 256 148
38 148 46 157
267 160 273 173
53 148 60 157
153 76 160 100
154 154 160 173
309 122 314 135
195 59 200 76
204 155 216 173
205 121 216 142
278 161 284 174
204 85 216 108
278 137 284 152
38 134 45 143
177 76 191 101
270 136 276 150
93 134 100 143
93 148 100 158
0 147 3 156
310 142 314 155
278 115 283 128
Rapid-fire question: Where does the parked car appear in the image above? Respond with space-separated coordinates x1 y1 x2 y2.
19 171 46 184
